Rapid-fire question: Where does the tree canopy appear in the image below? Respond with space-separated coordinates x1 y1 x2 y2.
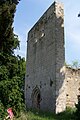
0 0 26 118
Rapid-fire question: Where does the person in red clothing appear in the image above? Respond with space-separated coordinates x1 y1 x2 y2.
4 108 14 120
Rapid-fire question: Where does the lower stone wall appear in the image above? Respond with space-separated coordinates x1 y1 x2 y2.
25 65 80 113
65 67 80 108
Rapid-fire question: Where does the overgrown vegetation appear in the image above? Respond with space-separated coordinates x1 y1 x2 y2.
0 0 26 119
75 96 80 120
65 60 80 69
14 108 76 120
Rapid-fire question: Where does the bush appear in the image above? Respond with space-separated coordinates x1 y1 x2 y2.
75 96 80 120
0 100 7 120
0 77 25 117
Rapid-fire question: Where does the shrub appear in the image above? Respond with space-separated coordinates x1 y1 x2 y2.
75 96 80 120
0 100 7 120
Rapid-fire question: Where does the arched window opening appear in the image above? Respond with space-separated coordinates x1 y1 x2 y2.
31 86 41 109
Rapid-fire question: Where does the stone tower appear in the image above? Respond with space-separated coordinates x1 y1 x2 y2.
25 1 66 113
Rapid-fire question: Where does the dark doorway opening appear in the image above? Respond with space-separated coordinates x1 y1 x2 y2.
37 93 41 109
32 86 41 109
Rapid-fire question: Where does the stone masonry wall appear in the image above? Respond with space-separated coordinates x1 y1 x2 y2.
65 67 80 108
25 1 80 113
54 2 66 113
25 1 65 113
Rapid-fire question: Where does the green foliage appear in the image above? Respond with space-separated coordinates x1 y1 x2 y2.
0 101 7 120
0 56 26 117
67 60 80 69
0 0 20 5
0 65 9 81
0 0 20 55
75 97 80 120
0 0 26 118
71 60 80 69
14 109 75 120
65 60 80 69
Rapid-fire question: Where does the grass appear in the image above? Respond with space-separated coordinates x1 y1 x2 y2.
15 108 76 120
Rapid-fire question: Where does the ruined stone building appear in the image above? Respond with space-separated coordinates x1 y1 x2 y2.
25 1 80 113
65 67 80 108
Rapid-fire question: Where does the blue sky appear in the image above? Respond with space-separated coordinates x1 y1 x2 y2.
14 0 80 64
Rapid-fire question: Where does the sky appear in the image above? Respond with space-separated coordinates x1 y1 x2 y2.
14 0 80 64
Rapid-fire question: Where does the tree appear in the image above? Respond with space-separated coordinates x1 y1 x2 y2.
0 100 7 120
0 0 20 56
0 56 26 116
0 0 20 5
0 0 26 117
75 96 80 120
71 60 80 69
